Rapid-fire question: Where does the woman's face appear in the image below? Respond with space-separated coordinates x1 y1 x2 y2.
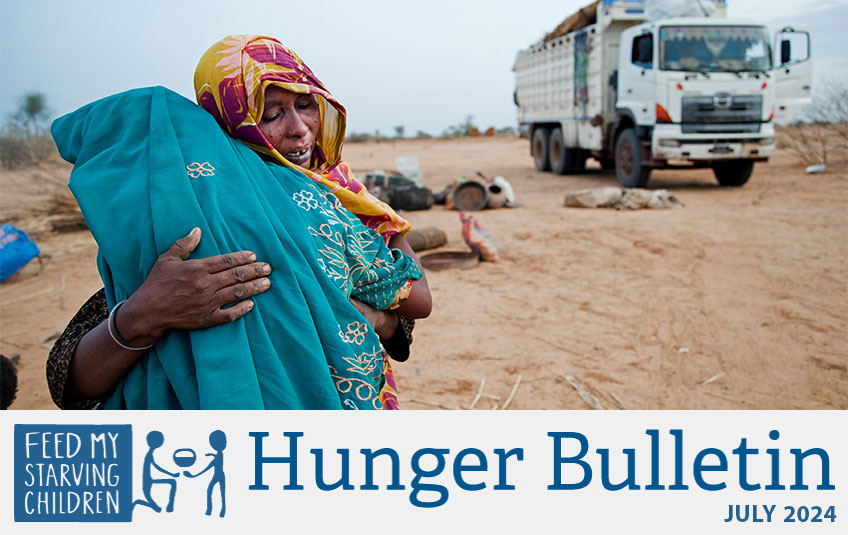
258 85 320 167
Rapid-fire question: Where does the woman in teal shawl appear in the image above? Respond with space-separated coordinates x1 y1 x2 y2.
50 37 430 409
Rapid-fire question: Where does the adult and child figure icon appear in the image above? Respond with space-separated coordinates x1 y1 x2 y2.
133 430 227 518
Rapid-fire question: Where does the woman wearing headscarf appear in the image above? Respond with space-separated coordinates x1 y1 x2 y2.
47 35 430 410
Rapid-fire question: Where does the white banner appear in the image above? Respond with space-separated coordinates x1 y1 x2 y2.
2 410 845 533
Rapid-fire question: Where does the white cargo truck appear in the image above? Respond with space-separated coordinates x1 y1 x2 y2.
513 0 812 187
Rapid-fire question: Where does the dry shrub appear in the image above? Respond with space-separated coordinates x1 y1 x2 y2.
31 187 87 234
0 128 58 170
777 77 848 167
776 124 836 166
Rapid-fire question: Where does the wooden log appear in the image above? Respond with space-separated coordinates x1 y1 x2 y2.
406 227 448 252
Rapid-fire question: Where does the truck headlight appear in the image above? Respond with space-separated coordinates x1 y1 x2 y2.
759 137 775 145
658 139 681 147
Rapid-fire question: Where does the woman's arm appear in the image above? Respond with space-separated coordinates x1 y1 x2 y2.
346 234 430 363
61 228 273 403
387 234 432 319
47 289 108 409
350 232 430 339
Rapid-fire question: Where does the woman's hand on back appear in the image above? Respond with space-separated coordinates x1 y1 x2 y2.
115 227 272 347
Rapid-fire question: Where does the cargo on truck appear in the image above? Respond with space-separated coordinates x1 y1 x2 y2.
513 0 812 187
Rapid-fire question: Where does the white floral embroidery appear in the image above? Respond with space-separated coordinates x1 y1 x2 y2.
186 162 215 178
292 190 318 211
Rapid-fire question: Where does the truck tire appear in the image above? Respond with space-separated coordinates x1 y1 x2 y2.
615 128 650 188
550 128 587 175
549 128 568 174
532 128 550 171
712 160 754 187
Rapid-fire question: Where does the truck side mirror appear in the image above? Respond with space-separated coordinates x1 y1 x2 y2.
777 29 809 66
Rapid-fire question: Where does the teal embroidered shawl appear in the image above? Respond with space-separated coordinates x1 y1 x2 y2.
51 86 420 409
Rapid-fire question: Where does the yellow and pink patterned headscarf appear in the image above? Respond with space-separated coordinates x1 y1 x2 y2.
194 35 409 239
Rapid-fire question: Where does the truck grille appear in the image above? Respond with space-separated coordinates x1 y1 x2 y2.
681 95 763 134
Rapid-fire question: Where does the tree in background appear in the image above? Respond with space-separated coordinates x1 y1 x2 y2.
1 92 56 169
12 93 51 136
441 114 476 138
394 125 405 139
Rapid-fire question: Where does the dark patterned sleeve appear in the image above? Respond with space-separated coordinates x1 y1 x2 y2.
382 315 415 362
46 289 109 409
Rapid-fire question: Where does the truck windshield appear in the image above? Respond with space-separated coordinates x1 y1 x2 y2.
659 26 772 72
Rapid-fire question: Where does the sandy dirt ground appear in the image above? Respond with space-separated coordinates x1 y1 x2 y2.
1 136 846 410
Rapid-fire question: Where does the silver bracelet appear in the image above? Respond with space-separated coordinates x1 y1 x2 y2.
107 299 156 351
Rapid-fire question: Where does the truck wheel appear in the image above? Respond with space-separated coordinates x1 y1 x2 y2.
549 128 568 174
532 128 551 171
615 128 650 188
550 128 587 175
713 160 754 187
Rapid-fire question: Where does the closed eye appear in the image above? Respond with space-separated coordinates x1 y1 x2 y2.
296 96 316 110
261 111 281 123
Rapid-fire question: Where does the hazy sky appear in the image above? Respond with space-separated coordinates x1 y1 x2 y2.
1 0 846 136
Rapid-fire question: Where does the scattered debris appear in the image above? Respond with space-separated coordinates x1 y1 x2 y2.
394 156 423 186
678 347 689 354
805 164 826 174
500 375 523 410
468 378 487 410
402 376 527 410
608 390 626 410
451 181 488 211
364 169 433 210
564 187 681 210
52 273 67 301
0 224 41 282
420 251 479 271
50 273 68 301
560 374 606 410
391 187 434 211
435 174 519 211
702 372 726 386
481 393 501 411
476 171 517 209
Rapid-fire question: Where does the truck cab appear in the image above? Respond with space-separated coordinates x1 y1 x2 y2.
615 18 812 186
513 0 812 188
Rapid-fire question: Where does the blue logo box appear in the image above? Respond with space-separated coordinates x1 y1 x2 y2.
14 424 132 522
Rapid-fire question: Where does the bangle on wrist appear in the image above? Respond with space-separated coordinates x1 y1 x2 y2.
107 300 156 351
